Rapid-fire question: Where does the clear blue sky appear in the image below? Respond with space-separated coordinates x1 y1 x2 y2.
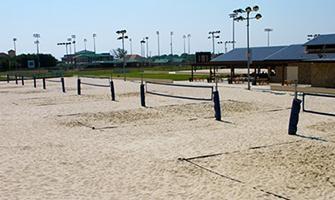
2 0 335 59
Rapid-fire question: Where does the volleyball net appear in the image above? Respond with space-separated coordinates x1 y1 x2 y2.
145 81 214 101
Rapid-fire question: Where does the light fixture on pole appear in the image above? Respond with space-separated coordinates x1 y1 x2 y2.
83 38 87 51
170 31 174 55
145 37 149 58
229 13 238 49
187 34 191 54
93 33 97 53
208 31 220 54
217 41 223 54
71 35 76 54
156 31 160 56
307 34 320 41
33 33 41 69
224 41 235 53
264 28 273 47
234 5 262 90
116 30 129 81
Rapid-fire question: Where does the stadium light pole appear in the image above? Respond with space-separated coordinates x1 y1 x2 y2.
116 30 129 81
208 31 220 54
234 6 262 90
264 28 273 47
84 38 87 51
140 39 146 57
71 35 76 54
156 31 160 56
170 31 174 55
187 34 191 54
33 33 41 69
129 38 133 54
13 38 17 71
145 37 149 58
13 38 17 53
217 41 223 54
93 33 97 53
183 35 187 54
67 38 72 54
229 13 238 49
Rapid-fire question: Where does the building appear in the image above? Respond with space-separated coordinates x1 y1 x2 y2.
203 34 335 88
61 50 114 66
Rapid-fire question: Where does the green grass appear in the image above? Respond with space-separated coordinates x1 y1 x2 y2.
1 65 211 81
64 69 208 81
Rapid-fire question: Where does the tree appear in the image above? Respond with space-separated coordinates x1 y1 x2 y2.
112 48 127 59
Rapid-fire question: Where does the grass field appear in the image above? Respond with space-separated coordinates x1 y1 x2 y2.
1 66 210 81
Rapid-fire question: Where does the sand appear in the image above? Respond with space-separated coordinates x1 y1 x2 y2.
0 77 334 200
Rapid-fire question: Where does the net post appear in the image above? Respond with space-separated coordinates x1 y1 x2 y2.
7 74 10 83
140 83 146 107
288 97 302 135
15 74 18 85
213 90 221 121
42 77 46 89
110 80 116 101
61 77 66 93
33 76 37 88
21 76 24 86
77 78 81 95
302 93 305 112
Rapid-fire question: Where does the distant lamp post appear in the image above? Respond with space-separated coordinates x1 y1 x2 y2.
67 38 72 54
13 38 17 53
170 31 174 55
208 31 220 54
183 35 187 54
129 38 133 54
156 31 160 56
13 38 17 71
217 41 223 54
234 5 262 90
224 41 235 53
145 37 149 58
33 33 41 68
187 34 191 54
140 39 146 57
116 30 129 81
93 33 97 53
84 38 87 51
229 13 238 49
264 28 273 46
71 35 77 54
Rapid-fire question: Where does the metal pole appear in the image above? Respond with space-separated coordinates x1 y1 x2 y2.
247 13 251 90
188 34 191 54
183 35 186 54
212 33 215 54
146 37 149 58
93 35 96 53
267 31 270 47
170 32 173 55
129 39 133 54
233 19 236 49
157 31 160 56
122 34 126 81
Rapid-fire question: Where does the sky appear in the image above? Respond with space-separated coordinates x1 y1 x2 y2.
1 0 335 59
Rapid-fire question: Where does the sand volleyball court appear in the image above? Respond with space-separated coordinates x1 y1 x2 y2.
0 77 335 199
